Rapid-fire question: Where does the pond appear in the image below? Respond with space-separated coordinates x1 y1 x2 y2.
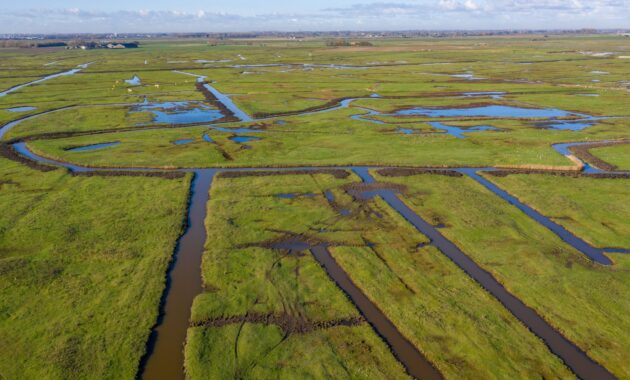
6 106 36 112
125 75 141 85
230 136 262 143
132 101 224 125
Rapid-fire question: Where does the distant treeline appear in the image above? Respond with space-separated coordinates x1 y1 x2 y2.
0 40 66 48
0 40 139 49
325 39 373 47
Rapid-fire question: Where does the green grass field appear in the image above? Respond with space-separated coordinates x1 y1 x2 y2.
0 36 628 379
0 157 191 379
373 171 630 378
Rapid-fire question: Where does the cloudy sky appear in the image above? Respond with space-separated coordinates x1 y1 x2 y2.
1 0 628 33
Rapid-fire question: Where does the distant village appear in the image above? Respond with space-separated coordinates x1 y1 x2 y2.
66 41 140 49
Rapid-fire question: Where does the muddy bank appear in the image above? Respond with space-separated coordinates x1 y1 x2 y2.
195 82 239 123
343 182 407 198
71 170 186 179
250 234 332 251
487 169 630 179
0 143 57 172
191 313 365 334
569 140 630 172
218 168 350 179
253 97 357 119
376 168 463 177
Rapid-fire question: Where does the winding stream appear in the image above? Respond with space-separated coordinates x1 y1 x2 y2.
0 62 93 97
2 73 628 379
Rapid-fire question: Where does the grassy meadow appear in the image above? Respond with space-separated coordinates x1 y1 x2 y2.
0 157 191 379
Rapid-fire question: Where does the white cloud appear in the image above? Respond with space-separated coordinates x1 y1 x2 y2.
0 1 629 33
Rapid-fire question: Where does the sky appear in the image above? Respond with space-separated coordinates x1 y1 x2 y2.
1 0 629 33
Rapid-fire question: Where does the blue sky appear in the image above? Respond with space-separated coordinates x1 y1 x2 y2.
1 1 629 33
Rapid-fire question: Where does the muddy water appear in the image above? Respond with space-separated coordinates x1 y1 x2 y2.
140 169 216 380
269 238 443 380
310 245 442 380
460 169 613 265
354 169 614 379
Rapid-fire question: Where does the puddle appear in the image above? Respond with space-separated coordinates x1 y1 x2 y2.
202 133 214 143
66 142 120 152
173 139 194 145
6 106 36 112
230 136 262 144
429 122 499 139
451 73 483 80
212 126 262 133
398 128 414 135
125 75 141 85
463 91 505 99
575 94 600 97
132 101 223 125
537 121 595 131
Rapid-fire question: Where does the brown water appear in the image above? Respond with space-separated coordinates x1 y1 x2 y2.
139 169 216 380
354 170 615 380
310 245 443 380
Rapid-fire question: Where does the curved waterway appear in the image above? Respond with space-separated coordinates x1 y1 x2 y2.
0 62 93 97
352 168 615 380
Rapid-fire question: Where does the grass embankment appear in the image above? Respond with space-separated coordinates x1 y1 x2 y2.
0 157 191 379
186 172 571 379
589 144 630 170
373 171 630 378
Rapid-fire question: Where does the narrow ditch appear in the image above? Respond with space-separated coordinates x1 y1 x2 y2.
460 168 613 265
138 169 216 380
353 168 615 380
271 237 442 380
